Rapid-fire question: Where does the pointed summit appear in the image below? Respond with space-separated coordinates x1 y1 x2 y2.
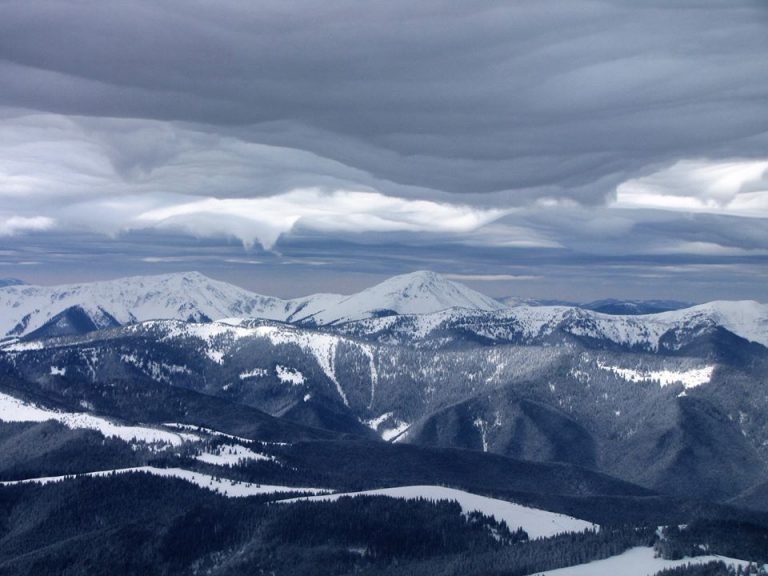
289 270 504 325
354 270 504 314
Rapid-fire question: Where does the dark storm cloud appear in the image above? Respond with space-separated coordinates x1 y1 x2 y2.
2 0 767 198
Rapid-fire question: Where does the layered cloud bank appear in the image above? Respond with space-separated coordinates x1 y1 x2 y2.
0 1 766 299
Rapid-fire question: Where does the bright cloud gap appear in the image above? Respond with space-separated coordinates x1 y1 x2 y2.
615 159 768 218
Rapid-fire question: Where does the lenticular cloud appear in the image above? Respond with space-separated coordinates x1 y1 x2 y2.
134 189 509 249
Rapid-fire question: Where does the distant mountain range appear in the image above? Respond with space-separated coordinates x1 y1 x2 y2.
0 270 760 341
0 270 504 339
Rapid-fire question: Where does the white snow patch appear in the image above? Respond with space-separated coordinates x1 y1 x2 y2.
50 366 66 376
2 340 43 352
362 413 409 441
281 485 595 539
527 546 754 576
597 362 715 389
386 421 411 442
195 444 274 466
239 368 268 380
363 412 394 430
275 365 306 386
206 350 225 364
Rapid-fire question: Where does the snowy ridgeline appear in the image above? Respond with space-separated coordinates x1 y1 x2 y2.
0 391 194 446
0 392 277 464
0 467 329 498
345 299 768 350
0 270 503 338
1 270 765 349
529 546 757 576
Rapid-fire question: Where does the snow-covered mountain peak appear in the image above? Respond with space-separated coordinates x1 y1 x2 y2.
349 270 504 312
292 271 505 325
0 271 285 338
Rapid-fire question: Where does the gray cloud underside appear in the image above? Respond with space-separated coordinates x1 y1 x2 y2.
2 0 767 197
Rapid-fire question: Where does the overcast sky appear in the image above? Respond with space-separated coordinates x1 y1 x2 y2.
1 0 767 301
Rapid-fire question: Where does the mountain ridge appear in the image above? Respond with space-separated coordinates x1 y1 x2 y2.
0 270 505 337
2 271 765 344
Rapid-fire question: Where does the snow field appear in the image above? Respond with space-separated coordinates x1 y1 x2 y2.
526 545 756 576
280 485 596 539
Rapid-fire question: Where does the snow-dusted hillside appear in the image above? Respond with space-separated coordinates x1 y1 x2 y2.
0 467 330 498
0 390 193 447
340 299 768 350
281 485 596 539
0 270 505 337
534 299 768 349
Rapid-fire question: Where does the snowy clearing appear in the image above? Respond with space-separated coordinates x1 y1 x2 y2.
280 485 595 539
195 444 274 466
526 546 755 576
275 364 306 386
0 391 193 446
362 413 410 441
363 412 394 430
597 362 715 389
